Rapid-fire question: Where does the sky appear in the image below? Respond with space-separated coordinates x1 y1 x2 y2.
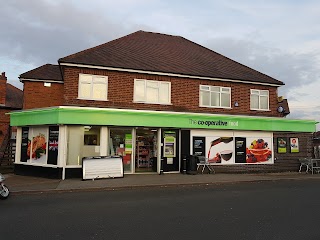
1 0 320 128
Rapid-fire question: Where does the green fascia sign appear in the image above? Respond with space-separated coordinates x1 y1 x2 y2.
9 106 317 132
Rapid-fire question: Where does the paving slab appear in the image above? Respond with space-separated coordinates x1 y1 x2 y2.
3 172 320 194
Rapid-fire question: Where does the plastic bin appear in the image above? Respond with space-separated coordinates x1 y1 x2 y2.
186 155 198 175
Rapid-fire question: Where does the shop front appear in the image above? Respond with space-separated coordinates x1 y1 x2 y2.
10 106 317 179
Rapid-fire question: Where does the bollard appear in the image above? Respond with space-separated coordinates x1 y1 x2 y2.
182 156 187 174
160 158 164 175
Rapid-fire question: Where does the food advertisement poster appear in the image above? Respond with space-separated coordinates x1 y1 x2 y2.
47 126 59 165
193 137 205 156
246 137 272 163
20 127 29 162
206 136 234 164
28 128 48 164
235 137 246 163
290 138 299 153
277 138 287 153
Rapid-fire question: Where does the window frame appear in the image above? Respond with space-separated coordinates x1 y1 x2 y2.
250 89 269 111
78 73 108 101
133 79 171 105
199 85 231 108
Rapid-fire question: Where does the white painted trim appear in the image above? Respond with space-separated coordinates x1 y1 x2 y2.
19 78 63 83
15 128 22 163
59 62 283 87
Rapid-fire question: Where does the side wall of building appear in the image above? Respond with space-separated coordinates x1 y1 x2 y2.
23 82 64 109
0 108 11 148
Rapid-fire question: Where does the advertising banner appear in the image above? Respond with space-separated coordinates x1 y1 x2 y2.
48 126 59 165
290 138 299 153
206 136 234 164
246 137 272 163
29 127 48 164
277 138 287 153
20 127 29 162
235 137 246 163
193 137 205 156
125 134 132 154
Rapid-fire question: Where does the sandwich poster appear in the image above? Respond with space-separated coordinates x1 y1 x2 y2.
277 138 287 153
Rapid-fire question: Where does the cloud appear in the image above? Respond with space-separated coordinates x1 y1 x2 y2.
204 37 320 91
0 0 129 67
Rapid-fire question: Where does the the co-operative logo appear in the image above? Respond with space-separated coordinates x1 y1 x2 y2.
189 119 238 127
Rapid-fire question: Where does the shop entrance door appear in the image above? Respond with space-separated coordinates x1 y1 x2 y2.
135 128 158 173
161 129 180 172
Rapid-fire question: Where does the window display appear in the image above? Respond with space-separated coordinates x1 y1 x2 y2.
109 128 132 172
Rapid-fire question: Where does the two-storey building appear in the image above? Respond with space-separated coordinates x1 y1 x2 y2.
11 31 316 179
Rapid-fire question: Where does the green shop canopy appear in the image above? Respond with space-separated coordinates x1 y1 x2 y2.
9 106 317 132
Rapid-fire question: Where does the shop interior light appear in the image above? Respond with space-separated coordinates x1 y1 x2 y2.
84 126 92 131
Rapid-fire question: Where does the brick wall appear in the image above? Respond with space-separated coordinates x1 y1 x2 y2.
23 81 64 109
0 108 11 148
62 67 282 117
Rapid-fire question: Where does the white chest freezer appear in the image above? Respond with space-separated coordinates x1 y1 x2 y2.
82 156 123 180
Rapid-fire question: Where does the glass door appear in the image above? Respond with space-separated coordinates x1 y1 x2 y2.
135 128 158 173
109 127 133 173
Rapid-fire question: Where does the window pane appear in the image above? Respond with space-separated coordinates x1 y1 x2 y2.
92 83 107 99
93 76 106 84
146 87 158 103
200 85 210 91
251 90 259 95
200 91 210 106
250 94 259 109
260 96 269 109
80 83 91 98
159 83 170 103
211 92 220 106
80 74 92 83
134 80 145 101
147 81 158 89
211 86 220 92
260 90 269 96
221 87 230 93
221 93 230 107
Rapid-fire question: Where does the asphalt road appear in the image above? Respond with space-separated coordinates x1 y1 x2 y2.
1 179 320 240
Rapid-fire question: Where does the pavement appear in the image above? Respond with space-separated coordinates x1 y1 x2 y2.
3 171 320 195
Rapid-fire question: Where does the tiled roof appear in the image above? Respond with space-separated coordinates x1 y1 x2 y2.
19 64 62 82
59 30 284 85
5 84 23 109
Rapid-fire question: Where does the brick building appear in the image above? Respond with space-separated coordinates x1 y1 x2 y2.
0 72 23 161
10 31 316 179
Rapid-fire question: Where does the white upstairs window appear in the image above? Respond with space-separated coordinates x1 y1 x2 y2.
134 79 171 104
199 85 231 108
78 74 108 101
250 89 269 110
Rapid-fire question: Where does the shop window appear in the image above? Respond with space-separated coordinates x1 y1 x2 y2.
20 126 59 165
67 126 101 166
78 74 108 101
250 89 269 110
109 128 133 173
199 85 231 108
134 79 171 104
